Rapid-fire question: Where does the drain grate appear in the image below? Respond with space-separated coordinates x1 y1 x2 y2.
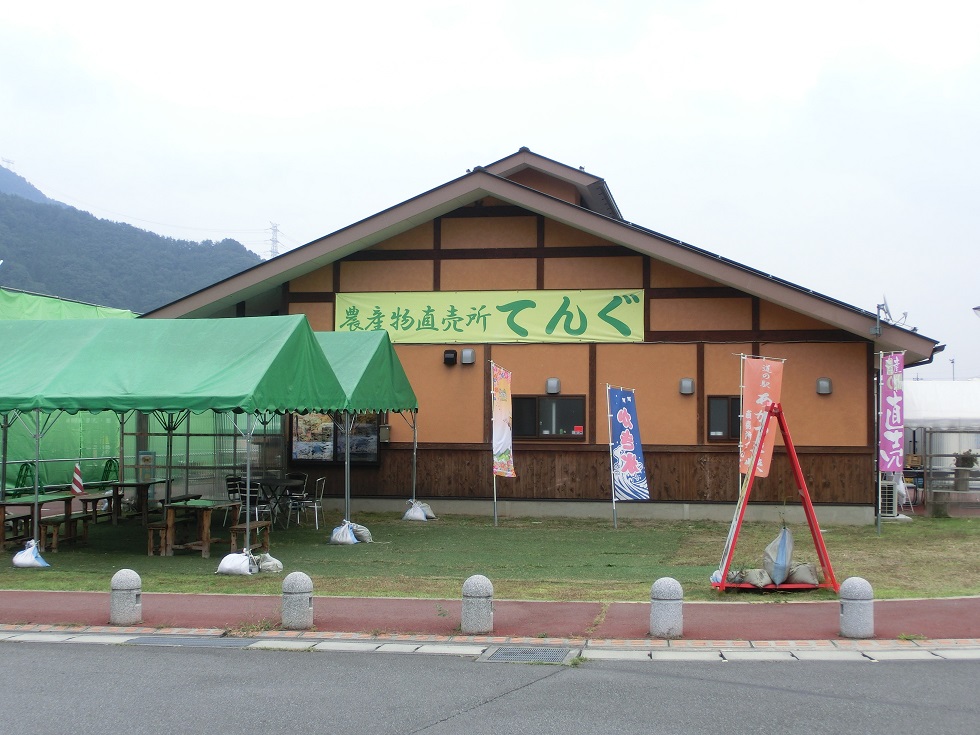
484 646 572 664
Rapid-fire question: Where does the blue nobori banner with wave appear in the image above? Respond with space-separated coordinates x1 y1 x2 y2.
607 386 650 501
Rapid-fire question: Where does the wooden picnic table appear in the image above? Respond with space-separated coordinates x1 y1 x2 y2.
162 498 240 559
0 490 77 550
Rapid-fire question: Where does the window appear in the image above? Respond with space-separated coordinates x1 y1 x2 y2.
513 396 586 439
707 396 741 442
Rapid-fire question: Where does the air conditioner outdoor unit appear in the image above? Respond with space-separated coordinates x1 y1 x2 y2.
879 481 897 518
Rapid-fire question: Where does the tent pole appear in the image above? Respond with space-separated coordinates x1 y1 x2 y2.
32 409 41 544
235 413 258 554
411 411 417 503
0 412 10 501
344 411 352 520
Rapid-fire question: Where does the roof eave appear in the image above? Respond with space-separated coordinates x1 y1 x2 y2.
142 170 942 364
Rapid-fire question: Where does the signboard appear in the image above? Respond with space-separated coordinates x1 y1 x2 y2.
137 451 156 483
292 412 379 464
335 290 644 343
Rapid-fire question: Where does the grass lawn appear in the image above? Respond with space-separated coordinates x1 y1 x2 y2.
2 512 978 602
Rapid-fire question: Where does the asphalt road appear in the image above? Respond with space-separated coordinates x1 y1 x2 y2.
3 642 977 734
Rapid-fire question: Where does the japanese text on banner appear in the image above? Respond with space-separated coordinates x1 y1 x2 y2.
739 357 785 477
878 353 904 472
607 386 650 500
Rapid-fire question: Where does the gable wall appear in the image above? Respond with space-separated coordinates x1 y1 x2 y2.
284 206 873 506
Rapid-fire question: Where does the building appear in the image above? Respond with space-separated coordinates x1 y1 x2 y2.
144 149 941 522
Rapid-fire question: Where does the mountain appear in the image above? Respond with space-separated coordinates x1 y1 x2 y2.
0 167 264 313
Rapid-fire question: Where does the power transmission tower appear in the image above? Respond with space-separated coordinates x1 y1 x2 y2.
269 222 280 257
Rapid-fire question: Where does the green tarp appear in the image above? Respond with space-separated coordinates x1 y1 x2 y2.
0 287 136 320
0 315 348 414
314 330 418 412
0 288 136 487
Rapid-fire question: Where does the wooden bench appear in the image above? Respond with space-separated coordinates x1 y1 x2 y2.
79 494 114 523
146 521 168 555
3 511 32 549
229 520 271 553
39 512 90 552
4 510 31 536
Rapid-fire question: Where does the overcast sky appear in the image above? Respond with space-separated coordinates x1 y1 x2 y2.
1 1 977 380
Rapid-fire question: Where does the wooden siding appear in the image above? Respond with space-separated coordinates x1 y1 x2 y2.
305 444 873 505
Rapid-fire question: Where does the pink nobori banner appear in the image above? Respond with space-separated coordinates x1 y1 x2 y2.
878 353 905 472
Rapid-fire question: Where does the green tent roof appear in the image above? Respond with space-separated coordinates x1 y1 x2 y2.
0 315 348 414
0 287 137 320
314 331 418 413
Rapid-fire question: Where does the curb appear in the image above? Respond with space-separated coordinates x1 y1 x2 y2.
2 623 979 661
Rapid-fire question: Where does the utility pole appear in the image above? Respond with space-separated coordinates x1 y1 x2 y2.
269 222 280 258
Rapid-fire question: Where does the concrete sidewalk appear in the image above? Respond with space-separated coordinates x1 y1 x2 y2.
2 590 979 649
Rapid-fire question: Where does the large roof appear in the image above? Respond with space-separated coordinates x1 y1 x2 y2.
142 149 941 366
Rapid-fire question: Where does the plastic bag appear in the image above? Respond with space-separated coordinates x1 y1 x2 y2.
403 501 427 522
349 522 373 543
329 520 359 545
216 550 256 575
418 502 437 520
763 526 794 585
12 539 49 568
257 552 283 573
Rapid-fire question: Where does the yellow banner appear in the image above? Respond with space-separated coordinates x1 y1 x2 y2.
335 290 644 343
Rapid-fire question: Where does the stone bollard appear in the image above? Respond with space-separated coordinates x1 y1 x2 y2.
650 577 684 639
281 571 314 630
110 569 143 626
461 574 493 635
839 576 874 639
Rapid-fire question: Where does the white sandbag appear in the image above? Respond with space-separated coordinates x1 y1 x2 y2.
12 539 49 568
349 522 373 543
216 551 255 575
418 502 437 520
403 501 427 521
763 526 794 585
787 562 820 585
741 568 773 588
257 553 283 573
329 520 359 544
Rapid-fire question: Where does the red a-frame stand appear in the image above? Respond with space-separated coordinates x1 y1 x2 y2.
712 402 840 593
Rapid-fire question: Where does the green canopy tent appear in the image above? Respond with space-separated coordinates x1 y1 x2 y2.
314 331 418 520
0 287 136 493
0 315 349 554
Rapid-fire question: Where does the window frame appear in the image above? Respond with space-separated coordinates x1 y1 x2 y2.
512 395 587 441
707 395 741 443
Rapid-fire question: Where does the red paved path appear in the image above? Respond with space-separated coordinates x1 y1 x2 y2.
2 591 978 640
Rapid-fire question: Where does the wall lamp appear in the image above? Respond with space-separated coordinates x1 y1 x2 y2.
679 378 695 395
443 350 457 366
816 377 833 395
546 377 561 394
461 348 476 365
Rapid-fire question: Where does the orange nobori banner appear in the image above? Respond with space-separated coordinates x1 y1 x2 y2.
739 357 785 477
